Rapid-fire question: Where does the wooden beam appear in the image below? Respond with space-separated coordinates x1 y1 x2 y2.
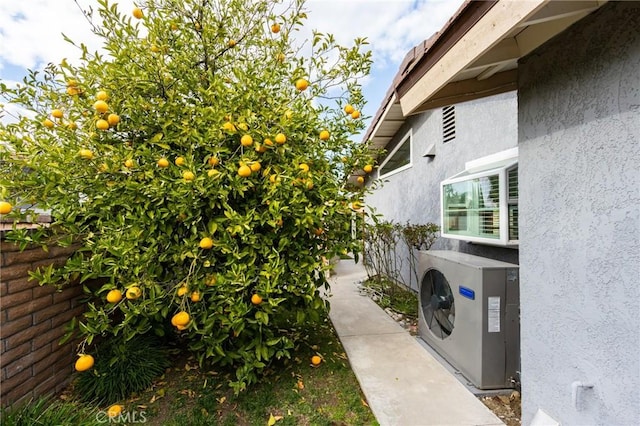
400 0 549 115
518 0 604 27
408 70 518 114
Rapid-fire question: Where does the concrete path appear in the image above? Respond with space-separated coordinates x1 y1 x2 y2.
328 258 504 426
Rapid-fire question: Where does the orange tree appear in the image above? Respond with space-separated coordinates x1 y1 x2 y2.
0 0 372 392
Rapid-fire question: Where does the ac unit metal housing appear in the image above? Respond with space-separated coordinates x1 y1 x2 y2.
417 250 520 389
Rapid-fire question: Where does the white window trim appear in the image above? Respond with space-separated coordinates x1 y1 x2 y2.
440 148 518 247
378 129 412 179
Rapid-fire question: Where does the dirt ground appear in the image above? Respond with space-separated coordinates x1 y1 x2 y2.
481 392 521 426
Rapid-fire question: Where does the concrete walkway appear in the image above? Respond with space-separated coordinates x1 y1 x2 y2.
328 258 504 426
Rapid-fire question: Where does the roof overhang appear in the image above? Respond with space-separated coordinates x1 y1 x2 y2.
365 0 609 147
398 0 608 115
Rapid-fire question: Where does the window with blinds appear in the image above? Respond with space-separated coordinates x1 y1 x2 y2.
441 151 518 246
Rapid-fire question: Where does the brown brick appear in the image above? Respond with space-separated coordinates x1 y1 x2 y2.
0 241 23 253
31 256 69 271
0 365 32 398
0 314 33 341
33 348 71 376
0 281 7 297
7 295 53 321
32 374 58 400
0 340 30 365
0 288 33 310
0 263 34 282
51 305 85 329
33 300 70 324
1 247 50 267
5 276 37 294
4 351 35 379
3 376 37 407
33 284 56 299
33 325 67 349
48 245 78 258
5 320 50 350
53 285 84 304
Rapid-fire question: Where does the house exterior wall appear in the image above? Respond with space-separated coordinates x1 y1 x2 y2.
518 2 640 425
365 91 518 290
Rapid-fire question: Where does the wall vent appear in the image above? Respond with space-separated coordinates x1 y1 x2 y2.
443 105 455 143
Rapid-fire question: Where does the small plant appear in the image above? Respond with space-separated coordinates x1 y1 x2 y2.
0 397 99 426
363 275 418 319
74 334 171 405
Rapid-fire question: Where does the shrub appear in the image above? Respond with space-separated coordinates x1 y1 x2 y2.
0 0 373 392
74 334 171 404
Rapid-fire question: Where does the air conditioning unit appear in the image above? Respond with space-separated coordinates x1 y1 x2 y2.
417 250 520 389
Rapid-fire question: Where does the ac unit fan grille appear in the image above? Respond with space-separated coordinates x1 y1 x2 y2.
420 269 455 339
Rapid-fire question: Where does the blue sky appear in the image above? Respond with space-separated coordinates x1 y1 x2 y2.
0 0 463 128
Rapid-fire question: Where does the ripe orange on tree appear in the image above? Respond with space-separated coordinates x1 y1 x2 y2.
208 156 220 166
344 104 354 114
177 285 188 296
106 289 122 303
79 149 94 160
0 202 13 215
96 119 109 130
251 294 263 305
191 291 202 302
351 110 361 119
75 354 95 372
275 133 286 144
93 100 109 113
132 7 143 19
199 237 213 249
171 311 190 327
175 156 186 166
107 113 120 126
250 162 261 172
96 90 109 101
43 119 54 129
124 159 135 168
363 164 373 173
183 171 195 181
295 78 309 91
157 158 169 168
238 165 252 177
51 109 63 119
271 23 281 33
319 130 330 140
240 134 253 147
357 176 365 184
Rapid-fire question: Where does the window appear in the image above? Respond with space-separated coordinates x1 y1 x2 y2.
440 148 518 246
442 105 455 143
379 130 412 178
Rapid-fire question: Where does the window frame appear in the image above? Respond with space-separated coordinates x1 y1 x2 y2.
378 129 412 179
440 150 518 247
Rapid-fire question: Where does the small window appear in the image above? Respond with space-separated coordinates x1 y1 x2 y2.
442 105 455 143
379 130 412 178
441 149 518 246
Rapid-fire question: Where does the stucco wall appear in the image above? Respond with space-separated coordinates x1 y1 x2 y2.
518 2 640 425
365 91 519 289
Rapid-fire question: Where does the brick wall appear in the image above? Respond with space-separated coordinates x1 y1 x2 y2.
0 238 84 407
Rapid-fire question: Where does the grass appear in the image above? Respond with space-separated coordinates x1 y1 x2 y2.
362 275 418 319
3 315 376 425
0 397 100 426
139 315 377 425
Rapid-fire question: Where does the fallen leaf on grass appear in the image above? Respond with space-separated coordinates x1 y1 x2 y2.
217 396 226 404
267 413 284 425
297 380 305 390
361 399 369 407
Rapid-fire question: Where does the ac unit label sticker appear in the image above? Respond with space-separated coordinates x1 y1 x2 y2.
488 296 501 333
